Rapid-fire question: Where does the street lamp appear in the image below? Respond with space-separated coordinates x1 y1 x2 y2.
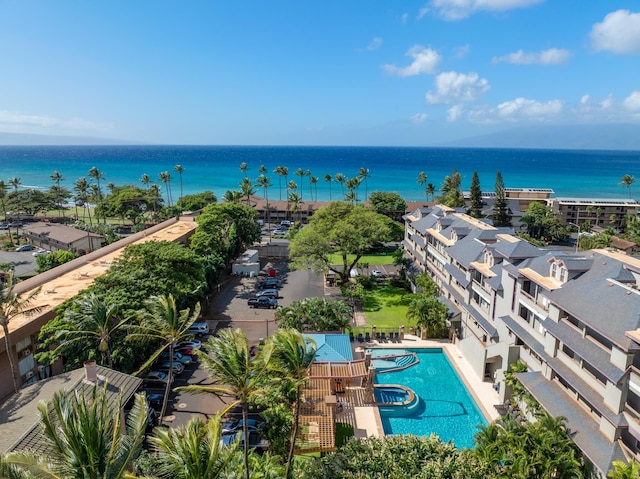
568 222 580 254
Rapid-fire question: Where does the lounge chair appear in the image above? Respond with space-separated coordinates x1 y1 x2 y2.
365 332 371 342
349 332 355 342
380 332 387 342
376 332 381 341
388 332 395 343
357 333 364 343
394 331 400 342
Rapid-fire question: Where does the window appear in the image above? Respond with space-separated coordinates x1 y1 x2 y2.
550 262 557 277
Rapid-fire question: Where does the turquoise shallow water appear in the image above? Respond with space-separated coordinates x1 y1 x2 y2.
1 145 639 203
373 348 487 449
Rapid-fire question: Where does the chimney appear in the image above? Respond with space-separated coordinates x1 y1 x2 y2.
84 360 98 382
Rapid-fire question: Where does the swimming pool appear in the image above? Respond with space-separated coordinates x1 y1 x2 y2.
371 348 487 449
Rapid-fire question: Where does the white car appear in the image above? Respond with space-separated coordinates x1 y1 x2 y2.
33 249 51 257
187 322 209 337
371 270 383 277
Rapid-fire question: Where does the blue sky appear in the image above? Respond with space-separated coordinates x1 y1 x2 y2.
0 1 639 146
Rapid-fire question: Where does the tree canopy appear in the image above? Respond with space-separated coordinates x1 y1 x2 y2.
367 191 407 222
289 202 400 283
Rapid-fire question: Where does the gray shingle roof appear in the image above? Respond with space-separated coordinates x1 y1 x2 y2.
2 365 142 454
517 371 626 476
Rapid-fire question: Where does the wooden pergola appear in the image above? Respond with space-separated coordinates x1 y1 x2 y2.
295 360 371 454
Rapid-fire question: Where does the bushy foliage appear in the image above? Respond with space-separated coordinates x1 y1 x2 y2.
275 297 352 332
35 250 79 273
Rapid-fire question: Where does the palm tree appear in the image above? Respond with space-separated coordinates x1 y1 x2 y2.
274 166 288 201
57 293 127 369
286 180 297 220
148 414 236 479
255 174 272 230
345 177 361 204
0 180 7 221
1 272 42 393
288 191 304 223
309 176 319 201
426 183 436 201
88 167 105 223
621 174 636 198
50 170 66 218
239 162 249 180
358 167 370 201
258 164 267 175
176 328 267 479
8 177 21 221
304 169 312 199
140 173 150 189
149 183 162 215
323 174 333 200
266 329 317 479
417 171 427 198
174 164 185 202
2 385 148 479
74 177 92 224
608 460 640 479
406 295 448 337
128 294 202 420
334 172 346 199
239 177 256 206
222 190 243 203
159 171 173 206
295 168 304 200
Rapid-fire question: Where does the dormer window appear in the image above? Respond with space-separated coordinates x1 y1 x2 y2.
549 260 568 283
550 262 557 278
559 267 568 283
484 251 494 267
451 230 458 241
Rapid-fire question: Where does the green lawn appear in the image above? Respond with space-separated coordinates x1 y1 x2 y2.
357 283 414 332
327 253 395 266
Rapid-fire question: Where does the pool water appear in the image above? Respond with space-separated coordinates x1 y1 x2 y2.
374 387 409 403
373 348 487 449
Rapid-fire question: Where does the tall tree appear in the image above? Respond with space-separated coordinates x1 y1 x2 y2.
0 180 7 221
239 162 249 180
323 174 333 201
147 415 237 479
309 176 318 201
4 386 147 479
288 191 304 223
621 174 636 198
266 329 317 479
358 167 370 201
57 293 127 369
50 170 66 218
334 173 346 199
159 171 173 206
426 183 436 201
406 295 449 337
8 177 21 220
255 174 272 229
274 166 288 201
74 177 92 225
128 294 202 420
174 164 184 202
176 328 267 479
469 171 483 218
304 170 312 199
88 167 106 223
417 171 427 199
239 177 256 206
492 171 511 227
295 168 304 200
0 272 42 393
140 173 150 189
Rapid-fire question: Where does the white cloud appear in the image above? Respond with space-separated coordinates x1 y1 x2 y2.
383 46 441 77
410 112 428 123
622 91 640 111
495 97 563 119
364 37 383 51
401 13 409 24
590 10 640 55
453 44 470 59
425 71 490 104
429 0 543 21
447 105 464 121
492 48 571 65
417 4 430 20
0 110 110 132
580 95 590 105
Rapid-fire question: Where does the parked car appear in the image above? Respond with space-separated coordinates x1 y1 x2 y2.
156 361 185 376
280 220 293 227
175 339 202 350
247 296 278 309
187 322 209 337
33 249 51 256
15 244 34 252
371 270 383 277
0 223 8 230
256 289 279 299
257 278 282 289
220 431 269 452
139 390 165 409
142 371 172 387
160 350 193 366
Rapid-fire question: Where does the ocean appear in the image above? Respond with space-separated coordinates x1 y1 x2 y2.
0 145 638 203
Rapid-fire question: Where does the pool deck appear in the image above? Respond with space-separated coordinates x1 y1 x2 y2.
342 335 501 440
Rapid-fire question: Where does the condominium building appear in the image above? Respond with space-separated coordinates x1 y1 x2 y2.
404 205 640 475
548 197 639 230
